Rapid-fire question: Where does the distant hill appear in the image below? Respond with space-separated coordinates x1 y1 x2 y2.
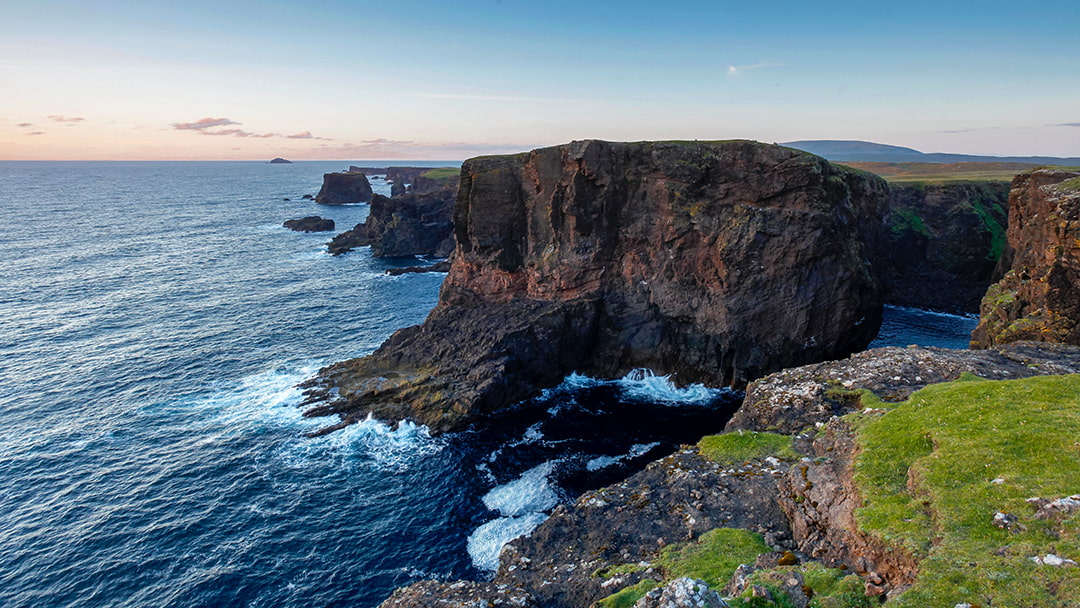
782 140 1080 165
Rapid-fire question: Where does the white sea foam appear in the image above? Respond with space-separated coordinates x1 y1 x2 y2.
481 461 560 516
466 512 549 572
279 414 444 472
549 369 729 406
585 442 662 472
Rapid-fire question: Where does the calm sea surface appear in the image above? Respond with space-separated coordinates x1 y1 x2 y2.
0 161 975 607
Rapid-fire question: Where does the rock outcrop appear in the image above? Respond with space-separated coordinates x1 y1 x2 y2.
269 157 292 164
877 181 1009 313
301 140 889 434
971 169 1080 347
375 343 1080 608
327 186 456 257
315 171 373 205
282 216 334 232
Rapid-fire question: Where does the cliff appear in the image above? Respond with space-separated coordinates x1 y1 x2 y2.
971 169 1080 347
300 140 889 434
379 343 1080 608
314 171 373 205
327 185 456 257
878 181 1009 313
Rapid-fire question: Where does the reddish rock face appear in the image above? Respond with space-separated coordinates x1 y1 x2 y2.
302 140 889 433
971 169 1080 347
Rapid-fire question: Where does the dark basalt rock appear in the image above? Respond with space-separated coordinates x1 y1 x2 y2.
301 139 890 434
972 169 1080 347
327 186 456 257
385 260 451 276
282 216 335 232
315 171 373 205
877 181 1010 313
269 157 292 164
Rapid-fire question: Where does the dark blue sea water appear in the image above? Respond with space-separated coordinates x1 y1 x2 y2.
0 161 978 608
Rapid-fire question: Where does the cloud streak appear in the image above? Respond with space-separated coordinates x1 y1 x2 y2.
48 115 85 123
727 62 776 77
1057 122 1080 128
26 131 46 136
171 117 330 140
17 122 33 128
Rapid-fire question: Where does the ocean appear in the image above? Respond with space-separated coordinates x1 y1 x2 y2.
0 161 977 607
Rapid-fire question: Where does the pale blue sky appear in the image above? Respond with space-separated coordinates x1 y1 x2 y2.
2 0 1078 159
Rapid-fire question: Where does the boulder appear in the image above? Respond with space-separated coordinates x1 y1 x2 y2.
301 139 889 434
971 169 1080 347
315 171 373 205
282 216 335 232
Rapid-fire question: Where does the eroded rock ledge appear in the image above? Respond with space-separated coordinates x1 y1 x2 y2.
301 140 889 434
379 342 1080 608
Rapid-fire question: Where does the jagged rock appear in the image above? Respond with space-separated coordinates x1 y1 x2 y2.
379 580 538 608
327 187 456 257
879 181 1009 313
301 139 889 434
386 260 452 276
315 171 373 205
282 216 335 232
726 342 1080 435
633 578 728 608
490 449 792 608
972 169 1080 347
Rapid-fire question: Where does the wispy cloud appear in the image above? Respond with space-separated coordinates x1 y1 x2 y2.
171 117 330 140
940 126 1004 134
17 122 33 128
1056 122 1080 128
286 131 331 141
48 115 85 123
172 117 240 130
727 62 776 77
26 131 46 136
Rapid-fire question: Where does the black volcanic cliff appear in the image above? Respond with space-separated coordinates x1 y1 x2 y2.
315 171 373 205
327 186 456 257
300 140 890 434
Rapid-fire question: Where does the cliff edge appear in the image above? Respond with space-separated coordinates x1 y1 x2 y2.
300 140 889 434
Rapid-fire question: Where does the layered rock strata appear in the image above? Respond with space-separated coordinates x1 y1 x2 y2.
971 169 1080 347
315 171 373 205
878 181 1009 312
302 140 890 434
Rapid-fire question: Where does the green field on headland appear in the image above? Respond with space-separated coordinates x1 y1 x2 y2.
841 161 1037 183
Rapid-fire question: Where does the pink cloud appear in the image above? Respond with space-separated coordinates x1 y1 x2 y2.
26 131 46 136
172 117 240 131
17 122 33 128
48 115 85 123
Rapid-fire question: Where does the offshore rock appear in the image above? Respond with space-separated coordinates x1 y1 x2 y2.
326 186 456 257
282 216 334 232
879 181 1009 313
726 341 1080 435
971 169 1080 347
302 140 889 433
315 171 373 205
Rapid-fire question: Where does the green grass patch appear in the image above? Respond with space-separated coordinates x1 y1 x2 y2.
890 208 931 239
1056 176 1080 192
419 167 459 181
841 161 1032 184
970 197 1007 261
698 431 799 467
851 374 1080 607
596 579 660 608
656 527 771 588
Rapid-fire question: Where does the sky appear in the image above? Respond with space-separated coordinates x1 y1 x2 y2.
2 0 1078 160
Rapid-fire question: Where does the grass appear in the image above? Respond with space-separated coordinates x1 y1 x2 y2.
850 373 1080 607
596 579 660 608
840 161 1034 184
1056 176 1080 192
656 528 772 588
697 431 800 466
890 208 931 239
419 167 459 181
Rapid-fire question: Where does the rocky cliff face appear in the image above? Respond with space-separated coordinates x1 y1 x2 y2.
315 171 373 205
301 140 889 434
971 169 1080 347
878 181 1009 313
327 186 456 257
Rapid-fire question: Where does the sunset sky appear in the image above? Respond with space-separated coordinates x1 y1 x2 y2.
3 0 1078 160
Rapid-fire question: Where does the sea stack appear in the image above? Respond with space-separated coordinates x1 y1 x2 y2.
315 171 373 205
301 140 890 434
